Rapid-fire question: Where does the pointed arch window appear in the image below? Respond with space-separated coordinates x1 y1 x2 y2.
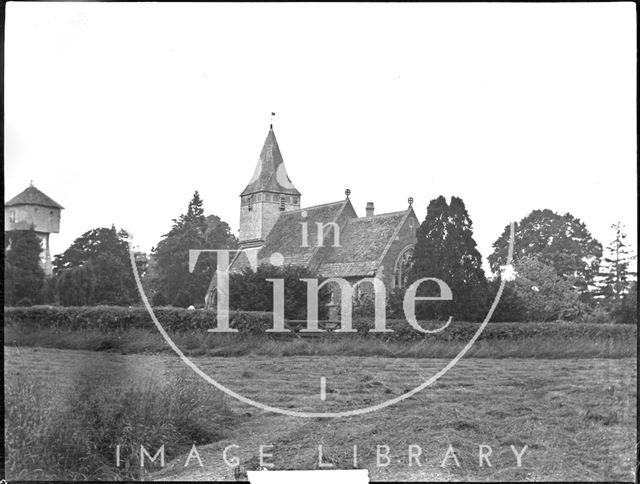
248 195 253 211
393 245 415 289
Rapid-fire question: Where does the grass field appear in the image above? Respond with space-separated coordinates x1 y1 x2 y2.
3 346 636 481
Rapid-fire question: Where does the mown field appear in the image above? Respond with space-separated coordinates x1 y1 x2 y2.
3 346 636 481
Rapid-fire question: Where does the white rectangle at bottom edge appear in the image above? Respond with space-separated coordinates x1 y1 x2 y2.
247 469 369 484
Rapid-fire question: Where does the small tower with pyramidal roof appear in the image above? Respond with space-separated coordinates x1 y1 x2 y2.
5 182 64 276
238 125 301 248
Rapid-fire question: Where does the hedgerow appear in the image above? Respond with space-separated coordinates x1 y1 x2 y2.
373 318 636 342
4 306 635 343
3 306 272 333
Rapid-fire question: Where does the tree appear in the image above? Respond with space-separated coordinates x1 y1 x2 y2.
487 278 527 322
407 196 488 321
228 264 329 320
598 222 637 301
148 191 238 306
446 197 489 320
57 264 97 306
4 230 45 306
489 209 602 295
40 276 58 305
511 256 581 322
53 226 137 305
614 281 637 324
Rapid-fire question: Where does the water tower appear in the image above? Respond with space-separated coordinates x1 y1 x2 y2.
5 183 64 276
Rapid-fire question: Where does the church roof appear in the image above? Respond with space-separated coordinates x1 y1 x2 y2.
317 210 410 277
240 127 301 197
5 185 64 209
260 200 350 266
231 200 350 272
229 199 417 279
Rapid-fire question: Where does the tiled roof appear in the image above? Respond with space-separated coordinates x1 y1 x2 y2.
257 200 350 266
229 200 415 279
317 211 408 277
316 261 380 278
5 185 64 209
240 128 301 197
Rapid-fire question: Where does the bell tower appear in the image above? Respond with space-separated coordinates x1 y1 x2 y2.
238 126 301 248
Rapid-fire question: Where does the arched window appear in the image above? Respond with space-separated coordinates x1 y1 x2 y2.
248 195 253 211
280 196 286 211
393 245 415 289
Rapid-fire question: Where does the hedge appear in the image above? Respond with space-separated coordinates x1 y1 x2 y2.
365 318 637 342
4 306 636 342
3 306 272 334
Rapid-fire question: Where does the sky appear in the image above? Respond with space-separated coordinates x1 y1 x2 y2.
4 2 637 274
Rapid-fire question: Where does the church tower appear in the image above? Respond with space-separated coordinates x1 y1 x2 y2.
238 126 301 248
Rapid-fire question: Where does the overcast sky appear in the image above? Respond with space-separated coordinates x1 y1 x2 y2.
4 2 637 273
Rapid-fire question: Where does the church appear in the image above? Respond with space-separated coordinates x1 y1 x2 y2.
205 126 418 308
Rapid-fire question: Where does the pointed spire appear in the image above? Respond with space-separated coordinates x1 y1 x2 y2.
240 126 301 197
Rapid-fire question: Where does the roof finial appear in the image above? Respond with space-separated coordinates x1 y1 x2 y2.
345 189 351 199
30 179 34 187
408 197 414 207
270 112 275 129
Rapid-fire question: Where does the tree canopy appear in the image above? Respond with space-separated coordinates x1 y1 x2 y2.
489 209 602 294
5 230 45 306
53 226 137 305
511 255 581 322
407 195 487 321
598 222 637 301
229 264 329 319
147 191 238 306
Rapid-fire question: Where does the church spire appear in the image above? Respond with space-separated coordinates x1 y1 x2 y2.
240 126 301 197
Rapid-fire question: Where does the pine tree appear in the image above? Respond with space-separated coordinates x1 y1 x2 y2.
186 191 206 226
446 197 488 320
148 191 238 306
407 196 487 321
408 196 449 289
599 222 637 302
4 230 45 306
